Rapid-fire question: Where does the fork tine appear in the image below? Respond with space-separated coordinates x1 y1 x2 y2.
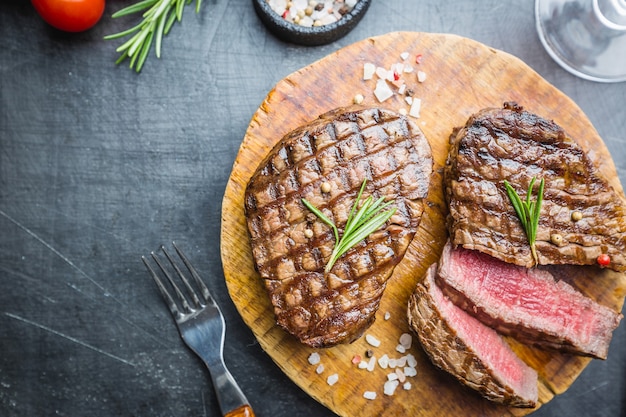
141 255 182 320
172 241 214 304
150 251 193 315
160 244 203 308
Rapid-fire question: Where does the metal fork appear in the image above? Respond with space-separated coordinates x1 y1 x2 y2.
142 243 255 417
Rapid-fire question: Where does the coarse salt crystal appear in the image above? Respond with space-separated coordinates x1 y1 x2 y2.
388 358 397 368
308 352 320 365
367 355 377 372
375 66 388 79
378 354 389 369
363 391 377 400
387 372 398 381
316 364 324 374
353 93 364 104
395 368 406 383
400 51 410 61
404 96 412 105
384 379 400 396
398 84 406 95
406 354 418 368
373 79 394 103
398 108 407 116
363 63 376 80
327 373 339 386
396 356 407 367
417 70 427 83
409 97 422 118
403 65 414 73
403 382 412 390
365 334 381 347
395 344 406 354
399 333 413 349
404 366 417 377
358 360 369 369
384 311 391 320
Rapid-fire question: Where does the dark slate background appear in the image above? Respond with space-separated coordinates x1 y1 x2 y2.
1 1 624 416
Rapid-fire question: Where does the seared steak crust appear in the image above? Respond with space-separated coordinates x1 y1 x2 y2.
408 264 538 408
245 106 433 347
445 102 626 271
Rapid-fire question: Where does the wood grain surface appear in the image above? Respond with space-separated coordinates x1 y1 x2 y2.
220 32 626 417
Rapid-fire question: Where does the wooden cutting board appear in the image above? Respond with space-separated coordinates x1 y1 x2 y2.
220 32 626 417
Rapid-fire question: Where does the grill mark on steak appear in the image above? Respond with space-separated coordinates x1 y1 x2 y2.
445 102 626 271
436 241 623 359
408 264 538 408
245 106 433 347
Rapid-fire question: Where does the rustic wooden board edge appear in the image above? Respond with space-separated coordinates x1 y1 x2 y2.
220 31 626 417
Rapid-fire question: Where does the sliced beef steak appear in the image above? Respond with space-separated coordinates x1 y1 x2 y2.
245 106 433 347
445 102 626 271
437 241 623 359
408 264 538 407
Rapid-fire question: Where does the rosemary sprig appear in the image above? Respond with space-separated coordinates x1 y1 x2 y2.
302 179 396 273
504 177 545 266
104 0 202 72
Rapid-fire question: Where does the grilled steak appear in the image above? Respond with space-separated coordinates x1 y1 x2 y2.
445 102 626 271
245 106 433 347
436 241 623 359
408 264 538 408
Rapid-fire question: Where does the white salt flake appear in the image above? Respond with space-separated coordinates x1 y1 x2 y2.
398 84 406 95
409 97 422 118
406 354 418 368
365 334 381 347
375 66 389 79
363 391 377 400
400 51 409 61
399 333 412 349
363 63 376 80
387 372 399 381
316 364 324 374
308 352 320 365
373 79 394 103
404 96 413 105
403 64 414 73
395 368 406 383
404 366 417 378
396 356 407 367
396 344 406 354
403 381 412 390
358 360 369 369
384 379 400 396
327 373 339 386
384 311 391 320
417 70 427 82
378 354 389 369
367 355 377 372
388 358 398 368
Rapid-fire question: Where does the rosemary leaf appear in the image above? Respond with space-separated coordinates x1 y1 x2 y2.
302 179 396 274
504 177 545 265
105 0 202 72
301 198 339 244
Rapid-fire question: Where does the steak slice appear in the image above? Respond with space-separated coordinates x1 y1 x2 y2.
408 264 538 408
437 241 623 359
245 106 433 347
444 102 626 271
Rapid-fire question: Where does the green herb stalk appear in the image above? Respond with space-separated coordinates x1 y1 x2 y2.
104 0 202 72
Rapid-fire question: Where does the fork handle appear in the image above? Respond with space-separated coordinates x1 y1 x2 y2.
207 361 255 417
224 405 255 417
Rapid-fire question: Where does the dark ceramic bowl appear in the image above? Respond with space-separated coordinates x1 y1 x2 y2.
253 0 372 46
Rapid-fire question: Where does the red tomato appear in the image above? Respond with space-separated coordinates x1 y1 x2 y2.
32 0 105 32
